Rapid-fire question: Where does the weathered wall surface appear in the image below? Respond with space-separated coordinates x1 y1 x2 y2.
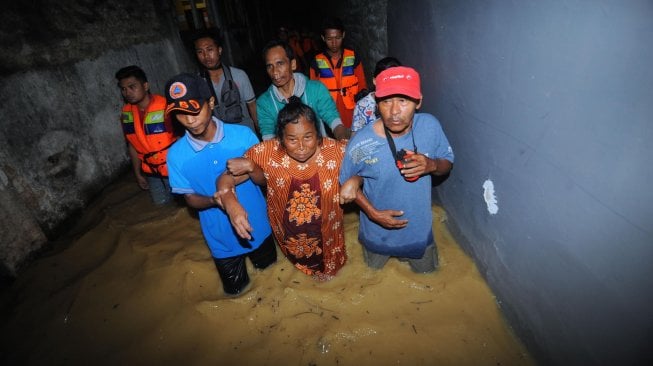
331 0 388 85
387 0 653 364
0 0 194 277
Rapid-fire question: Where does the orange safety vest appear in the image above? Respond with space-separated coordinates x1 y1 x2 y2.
313 49 360 109
120 94 176 177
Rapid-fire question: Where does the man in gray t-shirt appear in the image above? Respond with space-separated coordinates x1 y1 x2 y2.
193 30 259 135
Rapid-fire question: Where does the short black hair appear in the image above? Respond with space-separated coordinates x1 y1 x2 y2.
321 16 344 34
192 28 221 47
373 57 402 78
262 39 295 62
115 65 148 83
276 96 322 144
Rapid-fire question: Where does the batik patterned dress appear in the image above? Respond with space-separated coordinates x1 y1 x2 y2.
245 137 347 279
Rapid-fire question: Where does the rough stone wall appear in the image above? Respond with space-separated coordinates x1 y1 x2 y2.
0 0 194 277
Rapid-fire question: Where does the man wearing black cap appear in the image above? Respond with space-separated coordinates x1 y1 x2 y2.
164 73 276 296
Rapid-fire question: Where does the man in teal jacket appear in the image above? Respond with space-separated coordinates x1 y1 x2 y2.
256 39 350 141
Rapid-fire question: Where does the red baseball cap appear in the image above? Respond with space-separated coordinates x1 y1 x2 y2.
374 66 422 100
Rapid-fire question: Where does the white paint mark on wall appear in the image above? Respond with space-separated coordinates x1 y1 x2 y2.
483 179 499 215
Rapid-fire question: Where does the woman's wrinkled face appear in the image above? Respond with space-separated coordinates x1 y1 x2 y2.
282 115 319 163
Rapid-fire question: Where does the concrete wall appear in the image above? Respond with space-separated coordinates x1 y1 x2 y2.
387 0 653 364
0 0 194 277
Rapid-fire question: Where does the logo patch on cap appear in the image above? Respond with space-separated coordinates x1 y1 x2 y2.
385 74 407 81
169 82 187 100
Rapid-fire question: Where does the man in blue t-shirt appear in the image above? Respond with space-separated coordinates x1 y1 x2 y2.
164 73 276 296
339 66 454 273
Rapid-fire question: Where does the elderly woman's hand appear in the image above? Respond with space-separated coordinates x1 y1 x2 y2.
226 157 254 176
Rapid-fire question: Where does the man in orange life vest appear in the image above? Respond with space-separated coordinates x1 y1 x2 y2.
310 16 367 129
115 65 178 205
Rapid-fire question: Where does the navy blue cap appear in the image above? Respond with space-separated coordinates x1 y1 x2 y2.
164 73 212 116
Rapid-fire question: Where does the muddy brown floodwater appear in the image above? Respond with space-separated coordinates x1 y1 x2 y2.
0 175 535 365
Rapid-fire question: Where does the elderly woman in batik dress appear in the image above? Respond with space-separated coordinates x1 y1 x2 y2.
216 98 358 280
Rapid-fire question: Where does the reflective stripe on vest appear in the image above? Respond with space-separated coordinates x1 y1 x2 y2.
121 111 135 134
341 54 356 76
123 110 166 135
315 58 334 78
143 110 166 134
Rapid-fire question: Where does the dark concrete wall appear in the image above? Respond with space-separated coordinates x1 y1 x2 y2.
387 0 653 364
0 0 194 276
329 0 389 86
